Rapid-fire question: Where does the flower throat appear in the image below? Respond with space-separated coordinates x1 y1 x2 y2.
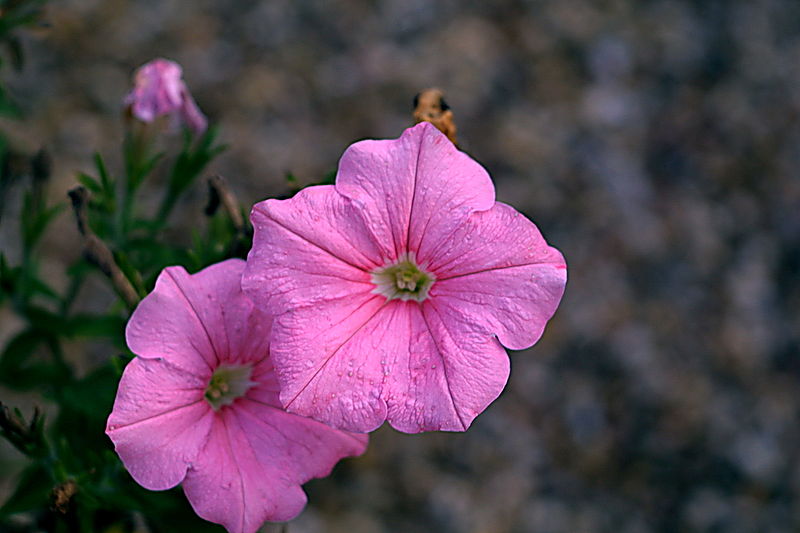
204 364 256 410
371 254 435 302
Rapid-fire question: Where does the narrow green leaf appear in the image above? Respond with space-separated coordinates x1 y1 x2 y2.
93 152 113 192
29 276 60 302
76 172 102 194
0 329 41 373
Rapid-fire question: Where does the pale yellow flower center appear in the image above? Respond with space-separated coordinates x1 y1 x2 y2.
371 254 435 302
204 364 256 410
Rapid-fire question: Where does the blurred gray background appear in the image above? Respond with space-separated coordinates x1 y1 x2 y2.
1 0 800 532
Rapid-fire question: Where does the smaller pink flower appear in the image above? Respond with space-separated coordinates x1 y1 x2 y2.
106 259 367 533
125 58 207 134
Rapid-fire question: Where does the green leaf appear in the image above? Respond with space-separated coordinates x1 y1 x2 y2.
111 249 146 296
22 305 67 335
76 172 102 194
0 253 18 297
21 194 65 249
321 168 337 184
0 328 65 391
110 353 133 377
0 329 41 374
64 314 125 340
29 276 60 302
58 365 118 423
156 125 226 224
60 261 90 314
138 152 164 183
93 152 113 192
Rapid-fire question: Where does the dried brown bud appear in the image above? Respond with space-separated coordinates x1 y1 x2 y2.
51 480 78 514
413 88 457 145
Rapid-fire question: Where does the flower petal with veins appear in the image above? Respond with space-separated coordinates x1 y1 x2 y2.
244 123 567 433
107 259 367 533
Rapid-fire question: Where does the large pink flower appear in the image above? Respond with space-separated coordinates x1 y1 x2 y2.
106 259 367 533
125 58 207 134
242 122 567 434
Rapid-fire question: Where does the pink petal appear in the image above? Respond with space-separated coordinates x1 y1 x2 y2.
247 357 282 407
383 302 509 432
207 262 273 367
106 357 213 490
182 402 367 533
179 85 208 134
428 202 567 349
126 58 207 134
237 398 367 481
243 186 379 313
270 293 389 432
126 259 264 372
412 300 510 431
182 413 292 533
335 122 495 264
127 59 184 122
272 299 507 433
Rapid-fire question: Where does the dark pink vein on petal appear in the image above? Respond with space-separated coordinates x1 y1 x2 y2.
263 211 374 272
428 221 546 274
284 298 390 409
220 303 232 364
221 413 248 533
238 403 315 455
300 294 383 345
403 128 427 256
293 270 374 284
411 178 458 264
268 284 376 316
436 260 564 282
109 399 206 431
426 223 500 274
418 303 468 431
165 269 220 370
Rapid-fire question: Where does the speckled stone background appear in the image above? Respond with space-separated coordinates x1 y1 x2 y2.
1 1 799 532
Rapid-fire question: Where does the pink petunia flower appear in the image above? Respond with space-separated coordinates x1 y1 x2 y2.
242 122 567 434
106 259 367 533
125 58 207 134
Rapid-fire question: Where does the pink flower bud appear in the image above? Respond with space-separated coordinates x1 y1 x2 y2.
125 58 207 135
